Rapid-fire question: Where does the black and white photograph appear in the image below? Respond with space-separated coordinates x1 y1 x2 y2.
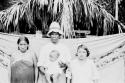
0 0 125 83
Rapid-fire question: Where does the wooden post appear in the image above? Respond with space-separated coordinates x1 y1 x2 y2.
115 0 123 33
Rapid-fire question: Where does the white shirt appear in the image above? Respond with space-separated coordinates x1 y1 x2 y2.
70 59 99 83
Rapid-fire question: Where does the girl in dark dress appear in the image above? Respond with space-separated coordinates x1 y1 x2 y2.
11 36 38 83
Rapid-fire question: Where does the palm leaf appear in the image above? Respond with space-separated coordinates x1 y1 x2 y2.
0 0 124 38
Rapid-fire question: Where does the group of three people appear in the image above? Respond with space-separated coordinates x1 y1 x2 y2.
10 22 99 83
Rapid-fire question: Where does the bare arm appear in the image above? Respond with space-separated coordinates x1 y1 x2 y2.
32 52 38 83
9 54 15 83
91 60 100 83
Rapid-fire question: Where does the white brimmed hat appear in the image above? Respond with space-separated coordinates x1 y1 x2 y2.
47 21 63 37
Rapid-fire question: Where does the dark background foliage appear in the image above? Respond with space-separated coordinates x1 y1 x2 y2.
96 0 125 25
1 0 125 24
0 0 125 37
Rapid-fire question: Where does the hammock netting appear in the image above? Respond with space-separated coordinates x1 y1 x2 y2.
0 33 125 83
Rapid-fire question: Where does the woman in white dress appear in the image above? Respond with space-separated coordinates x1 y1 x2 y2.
70 44 99 83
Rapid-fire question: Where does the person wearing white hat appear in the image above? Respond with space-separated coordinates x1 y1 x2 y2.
47 21 63 44
47 21 63 37
37 21 71 83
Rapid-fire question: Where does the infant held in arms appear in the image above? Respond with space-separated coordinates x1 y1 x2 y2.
44 50 66 83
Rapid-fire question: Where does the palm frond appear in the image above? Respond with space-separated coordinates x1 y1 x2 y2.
0 0 123 38
73 0 118 35
0 3 20 31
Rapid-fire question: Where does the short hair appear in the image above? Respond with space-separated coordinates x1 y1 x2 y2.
76 44 90 57
17 36 29 45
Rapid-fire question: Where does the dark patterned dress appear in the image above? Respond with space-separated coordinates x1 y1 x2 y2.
11 50 35 83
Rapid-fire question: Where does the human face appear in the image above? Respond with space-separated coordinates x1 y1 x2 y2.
49 51 59 62
77 48 87 60
18 40 29 53
50 32 60 44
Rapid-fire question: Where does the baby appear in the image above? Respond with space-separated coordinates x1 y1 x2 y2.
44 50 63 83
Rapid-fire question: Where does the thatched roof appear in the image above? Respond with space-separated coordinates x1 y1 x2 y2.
0 0 124 38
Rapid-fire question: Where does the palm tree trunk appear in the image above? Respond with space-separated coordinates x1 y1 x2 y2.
115 0 122 33
115 0 118 20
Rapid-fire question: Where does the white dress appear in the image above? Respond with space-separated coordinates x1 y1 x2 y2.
70 59 99 83
43 59 62 75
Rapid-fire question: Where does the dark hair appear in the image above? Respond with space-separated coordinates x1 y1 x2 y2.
17 36 29 50
49 31 61 36
76 44 90 57
17 36 29 45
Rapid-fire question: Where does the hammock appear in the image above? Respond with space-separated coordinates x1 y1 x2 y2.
0 33 125 83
